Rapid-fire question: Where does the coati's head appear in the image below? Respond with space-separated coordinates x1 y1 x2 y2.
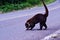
25 21 35 30
25 22 31 30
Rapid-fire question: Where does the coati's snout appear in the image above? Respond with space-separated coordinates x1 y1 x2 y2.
25 22 31 30
25 22 35 30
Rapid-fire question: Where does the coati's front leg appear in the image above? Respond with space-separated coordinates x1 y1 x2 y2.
30 24 35 30
30 26 34 30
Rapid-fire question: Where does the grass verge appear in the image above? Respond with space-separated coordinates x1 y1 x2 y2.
0 0 56 13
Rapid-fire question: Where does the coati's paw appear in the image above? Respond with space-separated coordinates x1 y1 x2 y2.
39 29 42 30
26 28 32 30
43 28 47 30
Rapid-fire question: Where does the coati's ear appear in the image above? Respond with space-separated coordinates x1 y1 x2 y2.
27 22 30 26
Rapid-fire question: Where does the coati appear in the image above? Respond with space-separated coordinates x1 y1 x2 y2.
25 0 49 30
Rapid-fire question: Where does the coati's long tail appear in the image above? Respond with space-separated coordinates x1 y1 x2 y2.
42 0 49 17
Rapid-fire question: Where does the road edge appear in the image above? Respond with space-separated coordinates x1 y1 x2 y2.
41 29 60 40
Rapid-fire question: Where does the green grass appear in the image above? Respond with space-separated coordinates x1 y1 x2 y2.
0 0 56 13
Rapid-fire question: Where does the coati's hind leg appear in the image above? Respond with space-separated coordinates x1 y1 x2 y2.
39 23 43 30
43 23 47 30
39 22 47 30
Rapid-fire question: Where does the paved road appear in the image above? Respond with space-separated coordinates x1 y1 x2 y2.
0 0 60 40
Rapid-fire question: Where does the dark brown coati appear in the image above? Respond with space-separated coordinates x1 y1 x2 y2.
25 0 49 30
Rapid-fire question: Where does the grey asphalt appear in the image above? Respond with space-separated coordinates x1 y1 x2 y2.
0 0 60 40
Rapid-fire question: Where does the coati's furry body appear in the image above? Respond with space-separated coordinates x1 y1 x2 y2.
25 0 49 30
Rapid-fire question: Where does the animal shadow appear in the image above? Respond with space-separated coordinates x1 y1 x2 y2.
26 29 47 31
